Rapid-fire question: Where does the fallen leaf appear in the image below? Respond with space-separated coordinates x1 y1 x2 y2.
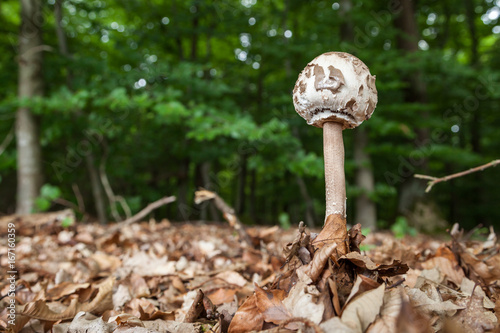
421 256 464 286
255 285 292 326
341 251 409 276
313 214 348 257
341 283 385 332
67 311 112 333
20 277 114 321
45 282 90 301
228 294 264 333
108 313 145 327
283 270 324 325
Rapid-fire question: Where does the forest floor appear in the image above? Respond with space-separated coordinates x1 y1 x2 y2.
1 210 499 333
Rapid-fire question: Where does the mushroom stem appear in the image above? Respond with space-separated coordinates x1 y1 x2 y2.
323 121 346 221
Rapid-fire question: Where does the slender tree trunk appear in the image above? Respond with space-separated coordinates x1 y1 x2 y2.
177 156 190 220
200 161 219 221
236 154 247 215
296 176 317 227
85 154 107 224
394 0 429 217
464 0 486 223
249 169 257 222
54 0 107 223
340 0 377 229
354 128 376 229
16 0 44 214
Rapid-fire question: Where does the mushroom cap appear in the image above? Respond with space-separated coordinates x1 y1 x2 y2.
293 52 377 129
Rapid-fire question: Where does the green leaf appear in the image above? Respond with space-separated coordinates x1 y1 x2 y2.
34 198 51 212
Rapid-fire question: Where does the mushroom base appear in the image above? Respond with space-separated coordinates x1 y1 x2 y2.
314 213 348 257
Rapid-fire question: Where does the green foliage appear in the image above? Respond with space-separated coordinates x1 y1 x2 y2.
34 184 61 212
61 216 75 228
278 212 291 230
391 217 418 239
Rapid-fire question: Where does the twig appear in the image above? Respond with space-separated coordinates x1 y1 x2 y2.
0 126 14 156
108 196 176 232
415 159 500 192
72 183 85 214
195 188 253 247
100 143 131 221
53 198 81 213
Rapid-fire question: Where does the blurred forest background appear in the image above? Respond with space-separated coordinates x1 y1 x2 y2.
1 0 499 231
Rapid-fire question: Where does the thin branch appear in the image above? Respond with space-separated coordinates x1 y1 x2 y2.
195 188 253 247
108 196 176 232
0 127 14 156
415 159 500 192
72 183 85 214
53 198 80 213
99 144 131 222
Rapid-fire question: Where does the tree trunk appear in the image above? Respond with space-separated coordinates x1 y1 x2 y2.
54 0 107 223
16 0 44 214
339 0 378 229
394 0 430 217
200 161 219 221
354 128 377 229
249 169 257 222
236 154 247 215
176 156 190 220
296 176 317 227
85 153 107 224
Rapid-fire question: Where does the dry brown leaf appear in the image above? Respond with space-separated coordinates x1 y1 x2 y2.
206 288 237 305
341 283 385 332
143 319 200 333
300 242 337 282
282 270 324 325
130 273 151 298
228 294 264 333
405 286 464 317
20 277 114 321
121 251 176 277
313 214 348 257
255 285 292 326
320 316 358 333
421 256 464 286
454 291 497 333
348 223 366 253
46 282 90 300
460 278 495 309
344 275 380 306
396 297 433 333
366 288 403 333
214 270 248 287
67 311 112 333
113 284 132 309
108 313 145 327
341 251 409 276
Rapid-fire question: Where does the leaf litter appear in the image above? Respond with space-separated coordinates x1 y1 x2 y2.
0 208 499 333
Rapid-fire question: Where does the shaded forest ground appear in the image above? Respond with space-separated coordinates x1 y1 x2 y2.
0 210 499 333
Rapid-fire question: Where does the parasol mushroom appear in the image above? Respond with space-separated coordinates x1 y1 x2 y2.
292 52 377 254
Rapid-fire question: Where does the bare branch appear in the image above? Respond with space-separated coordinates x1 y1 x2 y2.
415 159 500 192
0 127 14 156
109 196 176 232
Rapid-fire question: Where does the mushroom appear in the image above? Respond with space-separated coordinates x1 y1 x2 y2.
293 52 377 253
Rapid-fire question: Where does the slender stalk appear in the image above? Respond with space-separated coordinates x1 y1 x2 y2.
323 122 345 221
